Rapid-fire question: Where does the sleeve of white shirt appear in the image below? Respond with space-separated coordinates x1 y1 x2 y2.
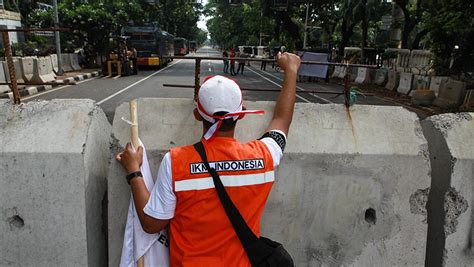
259 130 287 167
143 152 176 220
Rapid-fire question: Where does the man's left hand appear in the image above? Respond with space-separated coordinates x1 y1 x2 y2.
116 143 143 174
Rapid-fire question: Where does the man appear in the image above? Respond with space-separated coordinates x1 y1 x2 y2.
116 52 301 266
229 48 236 76
236 51 247 75
222 49 229 73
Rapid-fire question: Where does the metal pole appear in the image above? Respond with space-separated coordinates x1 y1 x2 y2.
53 0 63 75
2 32 20 104
303 3 309 49
194 59 201 101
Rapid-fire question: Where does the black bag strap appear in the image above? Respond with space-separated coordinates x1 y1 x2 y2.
193 142 259 248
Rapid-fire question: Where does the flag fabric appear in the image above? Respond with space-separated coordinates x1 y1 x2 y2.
120 139 170 267
298 52 329 78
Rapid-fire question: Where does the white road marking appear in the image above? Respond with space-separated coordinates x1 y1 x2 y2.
246 67 311 103
97 60 182 105
250 66 333 104
23 77 100 101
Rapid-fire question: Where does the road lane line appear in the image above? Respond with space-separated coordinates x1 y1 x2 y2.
23 77 100 101
250 66 333 104
246 67 311 103
97 59 182 105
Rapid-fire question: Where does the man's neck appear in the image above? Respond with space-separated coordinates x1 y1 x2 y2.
203 128 235 138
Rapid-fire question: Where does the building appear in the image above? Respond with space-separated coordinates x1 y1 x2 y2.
0 0 23 48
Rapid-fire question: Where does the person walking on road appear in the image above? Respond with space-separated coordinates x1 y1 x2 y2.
261 49 269 71
236 51 247 75
229 48 236 76
116 52 301 266
222 49 229 73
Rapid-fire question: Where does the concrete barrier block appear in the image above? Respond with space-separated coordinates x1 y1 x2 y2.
433 79 466 108
413 75 430 90
0 99 111 266
108 98 431 266
422 113 473 267
0 62 11 93
375 68 388 86
61 53 73 72
50 54 59 73
385 70 399 91
19 56 35 82
397 72 414 95
337 66 347 79
3 60 25 86
331 66 341 78
70 53 82 71
429 76 449 97
31 57 56 83
355 67 371 84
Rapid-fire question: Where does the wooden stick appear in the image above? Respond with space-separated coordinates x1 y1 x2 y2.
129 99 144 267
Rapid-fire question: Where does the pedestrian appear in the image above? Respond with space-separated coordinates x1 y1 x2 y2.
229 48 236 76
261 49 269 71
116 52 301 266
222 49 229 73
236 51 246 75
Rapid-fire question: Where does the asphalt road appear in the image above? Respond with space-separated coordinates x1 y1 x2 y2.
24 46 394 122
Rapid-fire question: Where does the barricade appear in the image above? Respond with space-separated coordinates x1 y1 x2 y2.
397 72 413 95
429 76 448 97
0 99 111 266
374 68 388 86
331 66 342 78
337 66 347 79
70 53 82 71
3 60 25 87
409 50 432 75
354 67 371 84
386 48 410 72
19 56 35 82
0 63 10 93
422 113 473 267
61 53 73 72
107 98 431 266
413 75 430 90
385 70 399 91
31 56 56 83
50 54 59 73
433 78 466 108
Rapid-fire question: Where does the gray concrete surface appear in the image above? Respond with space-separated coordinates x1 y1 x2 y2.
422 113 474 266
0 99 111 266
108 98 431 266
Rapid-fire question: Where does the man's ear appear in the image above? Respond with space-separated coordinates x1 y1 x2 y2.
237 105 247 120
193 108 203 121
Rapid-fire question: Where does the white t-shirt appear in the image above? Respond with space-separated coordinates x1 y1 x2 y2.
143 130 287 220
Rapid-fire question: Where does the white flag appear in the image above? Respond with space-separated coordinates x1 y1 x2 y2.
120 139 170 267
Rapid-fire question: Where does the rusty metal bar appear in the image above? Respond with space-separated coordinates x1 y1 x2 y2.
163 84 373 96
194 59 201 101
0 28 69 32
2 32 20 104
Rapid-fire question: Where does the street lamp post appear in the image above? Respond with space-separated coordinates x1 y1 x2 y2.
53 0 63 75
303 3 309 49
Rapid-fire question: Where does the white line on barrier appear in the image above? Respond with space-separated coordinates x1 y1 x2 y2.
97 59 183 105
23 77 99 101
250 66 333 104
246 67 311 103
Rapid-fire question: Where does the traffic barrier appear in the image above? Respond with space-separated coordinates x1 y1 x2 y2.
386 48 410 72
331 66 342 78
409 50 432 75
433 78 466 108
107 98 431 266
70 53 81 71
0 99 111 266
19 56 36 82
0 63 10 93
337 66 347 79
61 53 73 72
374 68 387 86
3 59 25 87
429 76 448 97
31 56 56 83
385 70 399 91
50 54 59 73
422 113 473 267
397 72 413 95
413 75 430 90
354 67 371 84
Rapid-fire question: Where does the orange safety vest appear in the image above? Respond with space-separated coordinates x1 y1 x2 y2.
169 137 275 266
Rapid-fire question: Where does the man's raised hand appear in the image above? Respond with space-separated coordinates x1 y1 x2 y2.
277 52 301 73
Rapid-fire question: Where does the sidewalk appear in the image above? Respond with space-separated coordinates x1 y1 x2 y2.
0 69 101 100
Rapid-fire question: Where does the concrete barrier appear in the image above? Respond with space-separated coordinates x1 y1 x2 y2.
50 54 59 73
0 63 11 93
397 72 414 95
385 70 400 91
422 113 473 267
70 53 82 71
413 75 430 90
331 66 342 78
354 67 371 84
3 60 25 88
433 78 466 108
374 68 388 86
429 76 449 97
31 56 56 83
19 56 35 82
107 98 431 266
0 99 111 266
337 66 347 79
410 50 432 75
61 53 73 72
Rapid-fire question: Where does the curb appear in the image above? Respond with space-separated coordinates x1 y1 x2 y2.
0 70 101 100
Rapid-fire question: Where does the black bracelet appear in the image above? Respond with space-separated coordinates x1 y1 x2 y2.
126 171 142 184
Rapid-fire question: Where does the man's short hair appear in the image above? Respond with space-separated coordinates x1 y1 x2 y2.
203 111 237 132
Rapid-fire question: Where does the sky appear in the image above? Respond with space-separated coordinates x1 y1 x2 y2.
197 0 209 32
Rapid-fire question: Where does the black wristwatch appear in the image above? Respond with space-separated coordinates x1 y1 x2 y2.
126 171 143 184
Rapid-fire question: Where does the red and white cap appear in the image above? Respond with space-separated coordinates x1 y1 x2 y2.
197 75 264 140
